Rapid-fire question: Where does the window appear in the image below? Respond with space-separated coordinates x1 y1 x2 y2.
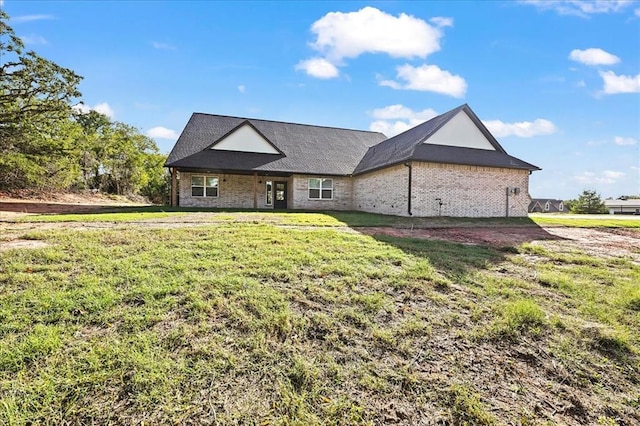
265 181 273 205
191 175 218 197
544 201 550 211
559 202 564 211
308 178 333 200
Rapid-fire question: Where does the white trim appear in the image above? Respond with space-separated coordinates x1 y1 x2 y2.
265 180 273 206
425 111 496 151
191 175 219 198
308 178 334 200
211 124 279 154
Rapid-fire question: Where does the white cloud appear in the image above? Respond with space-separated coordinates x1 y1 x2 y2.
521 1 635 17
297 7 450 79
146 126 179 139
380 64 467 98
482 118 557 138
429 16 454 28
614 136 638 145
569 48 620 65
295 57 339 79
12 14 55 23
599 70 640 94
151 41 175 50
237 85 246 93
93 103 114 118
72 102 114 119
309 7 443 62
574 170 625 184
370 120 416 136
19 34 48 45
369 104 438 136
636 8 640 16
371 104 438 121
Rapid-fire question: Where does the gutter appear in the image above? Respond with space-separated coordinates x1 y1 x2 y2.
405 162 413 216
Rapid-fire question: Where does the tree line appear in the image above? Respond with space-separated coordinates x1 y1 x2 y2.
0 11 168 202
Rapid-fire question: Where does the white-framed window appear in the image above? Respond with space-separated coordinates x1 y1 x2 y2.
544 201 550 211
265 181 273 206
559 202 564 211
191 175 218 197
308 178 333 200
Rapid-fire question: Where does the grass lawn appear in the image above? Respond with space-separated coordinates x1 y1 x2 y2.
8 206 640 229
1 214 639 424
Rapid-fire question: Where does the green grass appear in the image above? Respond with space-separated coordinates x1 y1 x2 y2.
5 206 537 227
1 217 639 424
530 214 640 228
8 206 640 229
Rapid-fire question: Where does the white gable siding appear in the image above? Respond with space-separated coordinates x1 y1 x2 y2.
425 111 495 151
211 124 279 154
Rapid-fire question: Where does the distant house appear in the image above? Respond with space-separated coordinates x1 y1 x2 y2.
165 104 540 217
529 199 566 213
604 199 640 215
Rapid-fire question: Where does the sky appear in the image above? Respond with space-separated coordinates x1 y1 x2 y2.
2 0 639 200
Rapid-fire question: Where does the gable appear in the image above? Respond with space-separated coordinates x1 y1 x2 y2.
424 111 495 151
210 122 280 154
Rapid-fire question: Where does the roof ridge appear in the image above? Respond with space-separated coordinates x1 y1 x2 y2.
191 112 386 136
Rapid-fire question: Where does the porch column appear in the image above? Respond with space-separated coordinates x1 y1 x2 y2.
170 168 178 207
253 172 258 209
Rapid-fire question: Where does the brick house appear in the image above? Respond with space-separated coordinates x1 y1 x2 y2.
165 104 540 217
528 199 566 213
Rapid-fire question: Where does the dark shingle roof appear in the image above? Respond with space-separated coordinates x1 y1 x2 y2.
165 105 540 176
165 113 386 175
354 104 538 174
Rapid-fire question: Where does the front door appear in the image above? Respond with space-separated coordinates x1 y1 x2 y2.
274 181 287 209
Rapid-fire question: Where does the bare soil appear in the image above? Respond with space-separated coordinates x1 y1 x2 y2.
2 196 639 259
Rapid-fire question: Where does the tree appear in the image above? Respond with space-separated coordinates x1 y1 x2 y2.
1 10 83 189
571 190 607 214
1 11 168 202
563 199 576 212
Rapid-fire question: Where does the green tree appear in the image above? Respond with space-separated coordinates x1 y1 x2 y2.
0 11 83 189
571 189 607 214
563 199 576 212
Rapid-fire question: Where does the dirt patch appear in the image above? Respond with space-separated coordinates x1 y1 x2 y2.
358 226 566 247
0 239 49 251
0 191 149 218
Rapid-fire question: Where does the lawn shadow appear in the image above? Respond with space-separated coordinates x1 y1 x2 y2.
324 211 567 248
373 234 508 283
322 212 568 282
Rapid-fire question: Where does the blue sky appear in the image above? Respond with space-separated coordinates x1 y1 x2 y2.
3 0 639 200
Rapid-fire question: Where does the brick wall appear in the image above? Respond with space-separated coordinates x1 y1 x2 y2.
290 175 353 210
179 164 532 217
410 162 531 217
353 164 409 216
179 172 281 209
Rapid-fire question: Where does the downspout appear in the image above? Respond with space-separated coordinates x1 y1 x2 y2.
405 162 413 216
505 187 509 217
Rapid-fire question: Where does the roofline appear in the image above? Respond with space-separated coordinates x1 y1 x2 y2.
354 157 540 176
169 166 352 178
204 119 286 155
416 104 467 145
190 111 387 137
164 113 198 165
458 105 508 155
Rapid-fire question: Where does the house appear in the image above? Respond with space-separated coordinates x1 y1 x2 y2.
165 104 540 217
528 199 566 213
604 199 640 215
